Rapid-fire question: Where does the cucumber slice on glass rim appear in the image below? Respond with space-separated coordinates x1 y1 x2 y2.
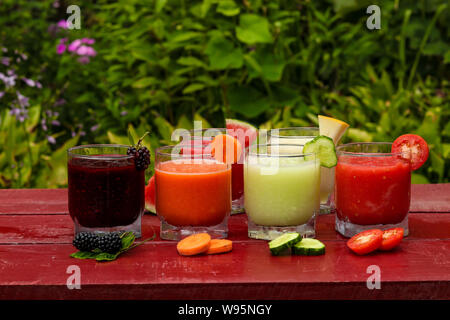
268 232 301 256
292 238 326 256
303 135 337 168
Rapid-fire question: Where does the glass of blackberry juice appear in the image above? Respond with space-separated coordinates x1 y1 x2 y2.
68 145 145 237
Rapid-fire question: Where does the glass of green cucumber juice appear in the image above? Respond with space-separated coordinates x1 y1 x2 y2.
244 143 320 240
268 127 335 214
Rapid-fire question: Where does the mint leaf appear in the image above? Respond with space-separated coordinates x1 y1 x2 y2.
120 231 136 251
70 251 100 259
95 252 121 261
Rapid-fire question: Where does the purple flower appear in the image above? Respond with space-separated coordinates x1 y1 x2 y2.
41 119 48 131
20 53 28 60
10 106 28 122
81 38 95 45
120 111 128 116
0 72 16 88
68 39 82 52
22 78 35 87
35 81 42 89
57 43 66 55
53 1 60 8
60 38 68 44
1 47 7 53
77 56 90 64
0 91 4 99
1 57 10 66
90 124 99 132
76 45 97 57
51 120 61 126
47 136 56 144
57 20 68 29
16 91 29 108
54 98 66 107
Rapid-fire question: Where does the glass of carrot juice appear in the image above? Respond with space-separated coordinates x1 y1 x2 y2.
335 142 411 237
155 145 232 240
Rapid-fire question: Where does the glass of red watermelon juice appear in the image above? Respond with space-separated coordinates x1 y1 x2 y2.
334 142 411 238
155 144 232 240
67 145 145 237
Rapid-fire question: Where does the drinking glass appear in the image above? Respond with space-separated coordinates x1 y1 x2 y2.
155 145 232 240
67 144 145 237
335 142 411 237
178 128 246 214
268 127 335 214
244 143 320 240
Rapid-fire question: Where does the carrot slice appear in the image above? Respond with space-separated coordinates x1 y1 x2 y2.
206 239 233 255
176 233 211 256
210 134 242 164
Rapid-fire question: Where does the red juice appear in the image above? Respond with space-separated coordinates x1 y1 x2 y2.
68 155 145 228
335 155 411 226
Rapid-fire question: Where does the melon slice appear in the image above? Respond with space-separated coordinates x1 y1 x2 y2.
225 119 258 149
318 115 349 145
144 175 156 214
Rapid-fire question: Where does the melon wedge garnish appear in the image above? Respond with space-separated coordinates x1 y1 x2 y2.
318 115 350 145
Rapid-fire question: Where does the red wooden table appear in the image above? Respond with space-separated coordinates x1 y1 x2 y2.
0 184 449 300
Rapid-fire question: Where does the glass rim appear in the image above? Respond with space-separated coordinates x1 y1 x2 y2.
248 143 315 158
336 142 403 157
268 127 319 139
67 144 134 160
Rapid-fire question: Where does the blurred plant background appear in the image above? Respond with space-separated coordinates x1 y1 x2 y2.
0 0 448 188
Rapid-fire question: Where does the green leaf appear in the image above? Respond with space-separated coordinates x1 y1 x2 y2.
132 77 158 89
411 173 430 184
183 83 206 94
246 51 286 82
236 14 273 44
217 0 240 16
70 251 100 259
177 56 207 68
155 0 167 13
205 35 243 70
228 86 271 118
108 131 129 145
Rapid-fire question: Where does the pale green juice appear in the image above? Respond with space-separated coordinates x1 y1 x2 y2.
244 156 320 226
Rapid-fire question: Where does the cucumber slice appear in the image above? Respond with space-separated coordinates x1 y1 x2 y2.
292 238 326 256
268 233 301 256
303 135 337 168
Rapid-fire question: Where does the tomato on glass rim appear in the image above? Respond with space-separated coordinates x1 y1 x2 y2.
380 228 404 251
391 134 429 171
346 229 383 255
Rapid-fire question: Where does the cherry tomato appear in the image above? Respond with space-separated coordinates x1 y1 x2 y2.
391 134 429 171
379 228 404 251
347 229 383 255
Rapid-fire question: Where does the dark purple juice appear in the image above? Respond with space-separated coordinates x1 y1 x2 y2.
68 155 145 228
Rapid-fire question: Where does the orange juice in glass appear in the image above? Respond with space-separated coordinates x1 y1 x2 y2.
155 145 232 240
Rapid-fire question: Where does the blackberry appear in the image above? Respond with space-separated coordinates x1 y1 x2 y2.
97 232 123 254
127 146 151 171
73 232 99 252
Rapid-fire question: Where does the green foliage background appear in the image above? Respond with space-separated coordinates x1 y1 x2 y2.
0 0 449 187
